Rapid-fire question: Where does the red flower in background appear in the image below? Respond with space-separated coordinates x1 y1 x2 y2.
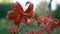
7 1 34 26
8 25 17 34
25 30 42 34
37 14 59 34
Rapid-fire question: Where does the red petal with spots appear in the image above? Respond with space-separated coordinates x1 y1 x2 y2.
12 2 24 14
25 1 34 19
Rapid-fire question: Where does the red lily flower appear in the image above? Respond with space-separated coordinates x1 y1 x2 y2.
7 1 34 26
37 14 59 34
8 25 17 34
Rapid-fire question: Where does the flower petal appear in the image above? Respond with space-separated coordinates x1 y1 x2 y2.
12 2 24 14
25 1 34 19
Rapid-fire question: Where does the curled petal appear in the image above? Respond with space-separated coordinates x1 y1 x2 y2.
25 1 30 6
25 1 34 13
25 1 34 19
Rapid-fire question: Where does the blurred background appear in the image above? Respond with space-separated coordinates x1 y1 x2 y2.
0 0 60 34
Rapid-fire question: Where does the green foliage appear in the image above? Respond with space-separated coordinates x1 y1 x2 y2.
0 4 12 18
52 4 60 20
0 18 39 34
0 18 60 34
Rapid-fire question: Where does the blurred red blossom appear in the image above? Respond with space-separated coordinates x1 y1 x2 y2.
8 25 17 34
7 1 34 26
37 14 59 34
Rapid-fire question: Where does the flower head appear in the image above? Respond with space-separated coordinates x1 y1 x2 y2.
37 14 59 34
8 25 17 34
7 1 34 26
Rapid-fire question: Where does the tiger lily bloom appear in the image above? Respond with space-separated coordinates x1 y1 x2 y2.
7 1 34 26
